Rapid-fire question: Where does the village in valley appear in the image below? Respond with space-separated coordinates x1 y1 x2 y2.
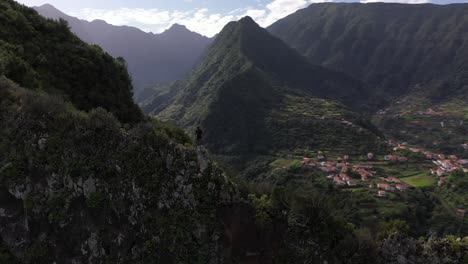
298 141 468 199
266 115 468 224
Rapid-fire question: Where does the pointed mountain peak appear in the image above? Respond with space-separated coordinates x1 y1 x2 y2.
222 16 260 32
163 23 192 35
37 3 59 10
91 19 109 25
34 3 69 19
38 3 55 8
168 23 189 31
160 23 209 39
214 15 283 58
162 23 196 36
238 16 257 25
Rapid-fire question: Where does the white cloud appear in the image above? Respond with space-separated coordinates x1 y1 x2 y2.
19 0 450 37
72 7 236 37
71 0 331 37
259 0 334 26
72 0 429 37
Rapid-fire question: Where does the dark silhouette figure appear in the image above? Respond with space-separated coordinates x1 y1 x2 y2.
195 126 203 144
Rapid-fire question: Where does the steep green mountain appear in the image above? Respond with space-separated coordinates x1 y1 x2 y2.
269 3 468 102
268 3 468 153
151 17 384 160
138 82 176 111
0 0 142 123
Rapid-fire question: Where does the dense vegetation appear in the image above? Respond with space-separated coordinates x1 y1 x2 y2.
269 3 468 153
138 82 178 111
233 150 468 263
0 78 236 263
431 169 468 235
2 75 463 263
1 2 466 263
269 2 468 103
150 17 385 166
0 0 142 123
374 91 468 156
245 155 467 235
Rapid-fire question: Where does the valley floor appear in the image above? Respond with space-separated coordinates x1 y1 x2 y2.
260 140 468 236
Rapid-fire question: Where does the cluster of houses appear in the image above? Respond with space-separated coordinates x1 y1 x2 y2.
299 140 467 196
390 143 468 186
430 155 468 186
300 152 409 197
300 155 363 187
372 177 407 197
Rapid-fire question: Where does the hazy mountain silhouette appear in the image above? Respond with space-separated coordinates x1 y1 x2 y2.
34 4 213 92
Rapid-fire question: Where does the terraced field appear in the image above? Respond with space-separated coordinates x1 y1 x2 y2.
374 94 468 158
402 173 436 187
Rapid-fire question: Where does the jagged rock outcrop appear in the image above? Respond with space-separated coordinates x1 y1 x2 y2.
0 78 236 263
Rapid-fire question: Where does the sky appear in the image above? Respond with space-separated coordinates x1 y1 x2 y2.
16 0 468 37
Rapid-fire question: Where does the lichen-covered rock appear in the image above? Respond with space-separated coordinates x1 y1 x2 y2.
0 82 237 264
378 234 468 264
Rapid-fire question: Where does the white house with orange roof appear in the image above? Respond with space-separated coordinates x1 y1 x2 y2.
430 168 446 177
441 159 453 169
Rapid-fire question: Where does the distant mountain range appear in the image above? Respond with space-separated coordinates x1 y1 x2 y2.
34 4 212 93
149 16 384 163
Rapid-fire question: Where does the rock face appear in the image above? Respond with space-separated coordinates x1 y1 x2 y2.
379 234 468 264
0 80 236 263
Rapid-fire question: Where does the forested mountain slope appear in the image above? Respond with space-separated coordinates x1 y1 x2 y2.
269 3 468 103
0 0 142 123
269 3 468 153
151 17 384 159
0 2 237 262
